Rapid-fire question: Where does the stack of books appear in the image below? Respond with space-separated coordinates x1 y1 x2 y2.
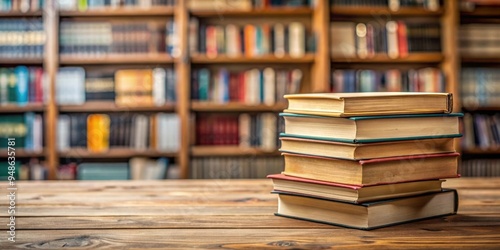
269 92 462 230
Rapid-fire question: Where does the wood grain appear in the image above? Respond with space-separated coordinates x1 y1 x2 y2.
1 179 499 249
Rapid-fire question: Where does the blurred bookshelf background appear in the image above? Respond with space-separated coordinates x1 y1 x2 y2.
0 0 499 180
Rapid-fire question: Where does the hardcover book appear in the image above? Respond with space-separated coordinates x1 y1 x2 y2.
283 92 453 117
280 113 462 143
282 152 460 186
275 189 458 230
268 173 444 203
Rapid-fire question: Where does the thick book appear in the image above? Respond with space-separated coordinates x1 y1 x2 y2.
284 92 453 117
282 152 459 186
280 113 462 143
279 136 456 160
268 174 444 203
274 189 458 230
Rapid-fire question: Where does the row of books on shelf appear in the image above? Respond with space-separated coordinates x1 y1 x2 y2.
190 156 283 179
331 67 444 93
56 67 176 106
59 20 177 56
0 159 47 181
0 66 44 106
461 0 500 9
0 113 43 151
187 0 312 10
331 21 441 59
195 113 279 150
461 159 500 177
0 0 44 12
190 20 312 58
461 68 500 108
270 92 459 230
462 113 500 150
191 67 301 104
58 113 180 152
331 0 441 10
0 19 45 58
460 24 500 56
57 0 175 10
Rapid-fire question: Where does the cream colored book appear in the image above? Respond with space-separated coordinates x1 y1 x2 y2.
283 92 453 117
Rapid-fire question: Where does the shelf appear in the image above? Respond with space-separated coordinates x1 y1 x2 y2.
463 148 500 155
461 8 500 17
461 56 500 63
191 102 287 112
59 54 175 65
0 149 44 158
59 148 177 158
462 106 500 112
190 7 312 17
59 101 175 113
0 58 43 65
331 53 443 64
331 6 443 17
191 146 280 157
191 54 315 64
59 6 175 17
0 103 45 113
0 11 43 17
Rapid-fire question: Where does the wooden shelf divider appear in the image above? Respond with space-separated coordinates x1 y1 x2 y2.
191 54 315 64
331 6 443 16
59 6 174 17
191 146 280 157
0 149 45 158
0 104 45 113
190 7 312 17
331 53 444 64
59 148 178 158
59 54 175 65
58 102 176 113
191 102 286 112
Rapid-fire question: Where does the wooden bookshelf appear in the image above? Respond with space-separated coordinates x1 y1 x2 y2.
331 53 444 64
0 11 43 17
191 146 280 157
461 56 500 64
331 6 443 17
59 7 175 17
191 102 286 112
0 104 45 113
0 149 45 158
190 7 313 17
3 0 467 180
461 8 500 17
0 58 44 65
190 54 315 64
59 54 175 65
58 102 175 113
59 148 178 158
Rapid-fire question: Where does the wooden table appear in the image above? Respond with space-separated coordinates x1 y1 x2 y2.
1 178 500 249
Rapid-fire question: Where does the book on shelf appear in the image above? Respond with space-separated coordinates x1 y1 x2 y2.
191 67 302 104
191 21 311 58
461 113 500 150
0 66 44 106
190 156 284 179
187 0 312 10
460 24 500 57
283 92 453 117
0 159 48 180
85 72 115 101
282 152 459 186
461 68 500 108
58 113 180 152
331 68 444 93
0 0 44 12
130 157 169 180
268 174 444 203
274 189 457 230
56 67 86 105
461 159 500 177
0 19 44 59
279 136 456 160
280 112 462 143
77 162 129 180
57 0 175 11
59 20 176 56
331 0 440 10
0 113 43 151
330 21 441 59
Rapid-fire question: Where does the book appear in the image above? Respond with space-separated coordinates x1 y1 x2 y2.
279 136 456 160
283 92 453 117
280 113 462 143
282 152 459 186
268 174 444 203
114 69 153 106
87 114 110 152
275 189 458 230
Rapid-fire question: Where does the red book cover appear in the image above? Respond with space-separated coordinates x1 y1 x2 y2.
229 73 239 101
206 26 217 58
35 68 43 103
238 72 246 102
397 21 408 58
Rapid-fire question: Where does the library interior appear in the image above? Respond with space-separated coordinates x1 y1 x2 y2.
1 0 500 248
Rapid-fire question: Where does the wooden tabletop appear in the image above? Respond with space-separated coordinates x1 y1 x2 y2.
1 178 500 249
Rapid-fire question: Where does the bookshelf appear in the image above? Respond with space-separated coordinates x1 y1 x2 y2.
1 0 468 180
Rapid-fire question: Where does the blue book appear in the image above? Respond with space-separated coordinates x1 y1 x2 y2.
198 69 210 101
15 66 29 106
24 112 34 150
